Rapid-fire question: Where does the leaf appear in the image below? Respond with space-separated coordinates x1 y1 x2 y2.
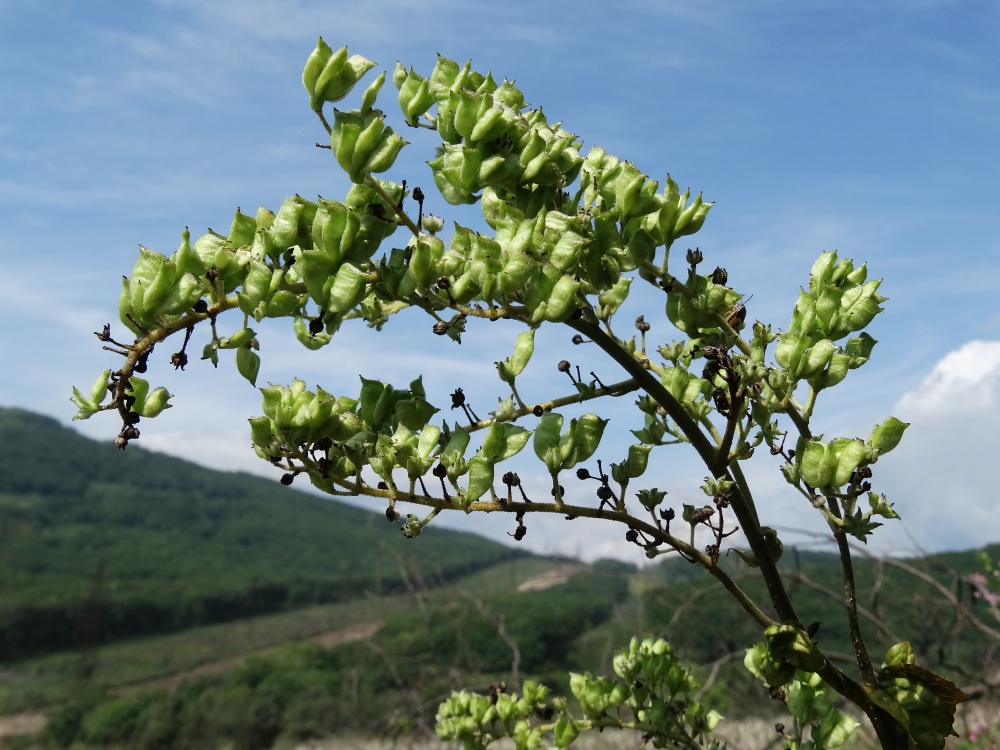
843 509 882 543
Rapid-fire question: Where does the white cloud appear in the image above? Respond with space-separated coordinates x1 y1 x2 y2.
871 340 1000 552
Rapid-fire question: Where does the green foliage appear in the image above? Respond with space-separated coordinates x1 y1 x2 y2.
0 409 522 658
436 636 723 750
69 34 982 750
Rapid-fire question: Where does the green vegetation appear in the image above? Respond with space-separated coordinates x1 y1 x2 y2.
0 409 523 659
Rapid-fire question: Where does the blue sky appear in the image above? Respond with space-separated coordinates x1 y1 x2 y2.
2 0 999 561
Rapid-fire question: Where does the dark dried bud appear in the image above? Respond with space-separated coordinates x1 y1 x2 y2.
450 388 466 408
787 449 795 459
316 457 332 475
95 324 111 341
860 481 872 493
532 405 544 417
115 435 128 450
768 686 787 702
660 507 675 521
576 468 590 480
596 485 613 501
436 276 451 290
502 471 515 486
280 473 295 486
432 463 447 478
170 351 188 370
309 316 325 335
205 267 219 283
806 621 822 638
702 345 726 361
625 529 639 543
634 315 650 333
551 484 564 498
193 299 209 314
134 351 150 374
513 524 527 541
412 186 425 203
705 543 719 559
775 723 785 735
557 360 571 373
377 481 389 490
122 425 140 441
571 334 585 345
712 387 730 415
691 505 715 524
432 321 449 336
385 505 399 522
711 266 728 286
314 436 333 452
508 473 520 487
685 248 703 266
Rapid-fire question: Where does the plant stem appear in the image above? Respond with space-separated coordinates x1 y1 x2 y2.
834 528 877 687
364 176 421 236
464 378 639 433
567 317 798 624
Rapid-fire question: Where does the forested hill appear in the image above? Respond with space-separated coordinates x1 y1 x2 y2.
0 408 524 659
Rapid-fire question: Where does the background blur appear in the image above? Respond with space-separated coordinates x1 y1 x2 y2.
2 0 999 558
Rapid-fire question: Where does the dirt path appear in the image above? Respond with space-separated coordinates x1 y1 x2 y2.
0 712 46 740
516 563 585 592
112 618 383 696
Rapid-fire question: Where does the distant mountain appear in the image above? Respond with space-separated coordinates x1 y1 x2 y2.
0 408 524 659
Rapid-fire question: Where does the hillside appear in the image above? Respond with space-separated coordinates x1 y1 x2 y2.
0 409 524 659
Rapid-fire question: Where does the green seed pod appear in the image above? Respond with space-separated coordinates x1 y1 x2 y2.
236 346 261 386
139 386 173 418
540 275 581 323
831 438 867 486
562 413 608 469
466 456 495 502
271 198 304 250
800 440 836 488
547 230 586 272
248 415 273 448
89 369 111 407
454 87 484 140
499 329 535 381
264 290 300 318
553 717 579 749
227 208 257 248
533 412 564 468
765 623 826 672
408 235 443 287
398 68 435 125
774 332 809 375
800 339 838 377
869 417 908 456
363 129 407 176
314 49 376 107
303 38 335 108
293 317 330 350
623 444 652 479
480 422 505 461
327 263 367 313
780 462 801 486
360 71 385 114
218 327 255 349
241 260 272 308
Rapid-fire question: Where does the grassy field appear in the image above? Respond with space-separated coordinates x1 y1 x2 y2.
0 557 568 716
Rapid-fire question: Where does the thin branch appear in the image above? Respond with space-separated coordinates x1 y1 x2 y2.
784 570 901 643
566 317 800 625
464 378 639 433
364 175 421 236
